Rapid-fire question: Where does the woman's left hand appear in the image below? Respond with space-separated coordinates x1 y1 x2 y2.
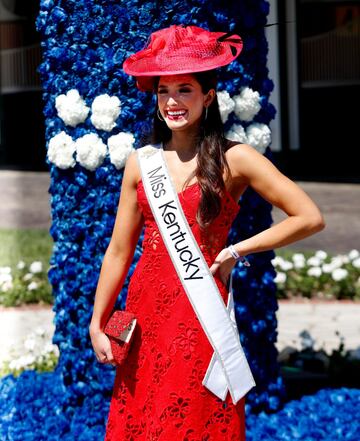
209 248 236 286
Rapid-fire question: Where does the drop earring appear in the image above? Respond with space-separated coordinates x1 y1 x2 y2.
204 107 208 120
157 109 164 121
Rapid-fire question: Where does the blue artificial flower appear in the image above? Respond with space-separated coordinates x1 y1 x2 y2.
0 0 303 437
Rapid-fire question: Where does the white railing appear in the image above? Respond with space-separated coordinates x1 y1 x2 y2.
1 44 42 94
301 20 360 87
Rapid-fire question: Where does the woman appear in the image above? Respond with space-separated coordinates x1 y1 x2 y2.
90 25 325 440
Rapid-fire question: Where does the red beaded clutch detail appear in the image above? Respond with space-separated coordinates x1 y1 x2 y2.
104 310 137 366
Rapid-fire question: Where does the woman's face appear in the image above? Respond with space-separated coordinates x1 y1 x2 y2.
156 74 214 131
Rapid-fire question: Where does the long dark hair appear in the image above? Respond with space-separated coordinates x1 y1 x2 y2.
143 69 232 230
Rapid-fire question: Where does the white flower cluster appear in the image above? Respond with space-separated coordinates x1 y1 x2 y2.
75 133 107 171
216 86 271 154
233 87 261 121
217 90 235 124
107 132 135 169
55 89 121 132
47 132 76 169
49 89 134 171
0 261 45 294
226 122 271 154
1 327 59 373
271 249 360 284
217 86 261 123
90 94 121 132
47 130 135 171
55 89 90 127
0 266 12 292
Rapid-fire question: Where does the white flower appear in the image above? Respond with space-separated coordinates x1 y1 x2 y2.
322 263 334 273
47 131 76 169
279 260 294 271
0 279 13 292
226 123 247 144
314 250 328 260
23 273 33 281
16 260 26 270
29 261 42 274
9 359 21 370
331 256 348 268
55 89 90 127
217 90 235 123
233 87 261 121
348 249 360 260
24 337 36 351
274 272 286 283
331 268 348 281
271 256 285 267
0 272 12 284
22 354 36 366
10 355 36 369
351 257 360 269
42 342 57 354
292 253 305 268
339 255 350 264
75 133 107 171
28 281 39 291
246 123 271 153
107 132 135 169
307 267 322 277
90 94 121 132
0 266 11 275
292 253 305 262
307 256 322 267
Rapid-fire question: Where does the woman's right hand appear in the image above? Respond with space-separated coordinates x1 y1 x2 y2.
89 328 117 367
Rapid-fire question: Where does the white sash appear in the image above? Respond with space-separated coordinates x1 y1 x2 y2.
136 144 256 404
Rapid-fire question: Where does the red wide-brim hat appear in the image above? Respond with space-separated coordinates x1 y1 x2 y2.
123 24 243 92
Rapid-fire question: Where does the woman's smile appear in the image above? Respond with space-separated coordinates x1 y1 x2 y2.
165 109 189 121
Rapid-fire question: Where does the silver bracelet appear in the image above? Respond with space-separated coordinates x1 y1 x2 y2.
227 244 251 267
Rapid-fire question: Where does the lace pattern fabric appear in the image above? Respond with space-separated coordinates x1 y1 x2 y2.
105 180 245 441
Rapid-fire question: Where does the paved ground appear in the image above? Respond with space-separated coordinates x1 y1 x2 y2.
1 300 359 366
0 171 360 365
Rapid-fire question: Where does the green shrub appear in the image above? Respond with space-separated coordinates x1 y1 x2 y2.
272 249 360 300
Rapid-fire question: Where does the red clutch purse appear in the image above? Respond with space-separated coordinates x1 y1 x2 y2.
104 310 137 366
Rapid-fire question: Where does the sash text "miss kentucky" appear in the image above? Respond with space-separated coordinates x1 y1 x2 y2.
148 166 203 281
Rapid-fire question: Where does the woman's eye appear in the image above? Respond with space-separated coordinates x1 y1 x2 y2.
158 89 191 94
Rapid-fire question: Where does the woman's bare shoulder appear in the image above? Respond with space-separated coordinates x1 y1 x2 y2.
225 140 258 156
123 149 142 187
224 140 264 180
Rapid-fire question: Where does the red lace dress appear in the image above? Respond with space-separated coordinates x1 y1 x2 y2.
104 180 246 441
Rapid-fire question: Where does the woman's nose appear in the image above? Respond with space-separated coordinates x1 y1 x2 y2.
167 96 178 105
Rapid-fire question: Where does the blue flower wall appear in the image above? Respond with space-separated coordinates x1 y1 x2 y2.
1 0 358 440
36 0 284 414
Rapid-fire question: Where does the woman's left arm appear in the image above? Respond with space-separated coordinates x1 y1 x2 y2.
229 143 326 257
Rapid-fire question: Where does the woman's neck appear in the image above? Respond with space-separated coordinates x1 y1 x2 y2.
164 127 200 155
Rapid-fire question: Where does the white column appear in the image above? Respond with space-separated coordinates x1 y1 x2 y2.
285 0 300 150
266 0 282 152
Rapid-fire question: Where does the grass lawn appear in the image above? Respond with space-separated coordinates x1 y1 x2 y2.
0 227 318 268
0 229 53 268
